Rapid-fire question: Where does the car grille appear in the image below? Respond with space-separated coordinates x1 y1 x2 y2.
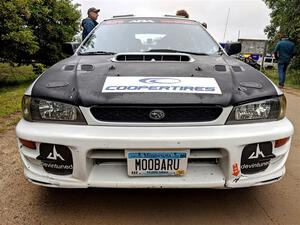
90 105 223 123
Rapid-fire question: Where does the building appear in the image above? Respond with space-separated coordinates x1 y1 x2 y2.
238 38 268 55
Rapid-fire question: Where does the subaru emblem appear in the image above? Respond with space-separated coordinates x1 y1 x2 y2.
149 110 166 121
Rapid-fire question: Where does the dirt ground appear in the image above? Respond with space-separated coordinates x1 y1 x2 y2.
1 88 300 225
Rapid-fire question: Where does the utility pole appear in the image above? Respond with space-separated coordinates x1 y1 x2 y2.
223 8 230 43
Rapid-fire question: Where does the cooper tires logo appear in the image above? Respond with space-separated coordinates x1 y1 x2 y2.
149 110 166 121
241 142 275 174
139 78 181 84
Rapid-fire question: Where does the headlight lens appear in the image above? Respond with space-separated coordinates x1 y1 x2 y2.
22 96 86 124
226 96 286 124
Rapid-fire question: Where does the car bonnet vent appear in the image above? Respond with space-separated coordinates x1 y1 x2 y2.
113 53 193 62
214 65 227 72
64 65 75 71
232 66 243 72
81 64 94 71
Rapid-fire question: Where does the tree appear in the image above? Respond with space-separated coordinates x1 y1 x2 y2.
0 0 39 64
264 0 300 68
0 0 81 66
28 0 81 66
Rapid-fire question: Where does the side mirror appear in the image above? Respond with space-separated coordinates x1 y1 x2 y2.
62 42 80 55
224 42 242 56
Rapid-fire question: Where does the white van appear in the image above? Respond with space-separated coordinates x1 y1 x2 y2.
257 56 277 69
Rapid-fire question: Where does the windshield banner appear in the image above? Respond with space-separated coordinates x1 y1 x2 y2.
102 77 222 94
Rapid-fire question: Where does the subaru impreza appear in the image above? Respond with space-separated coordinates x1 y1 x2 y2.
16 16 294 188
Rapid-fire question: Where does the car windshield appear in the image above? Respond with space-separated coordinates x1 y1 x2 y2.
78 18 220 55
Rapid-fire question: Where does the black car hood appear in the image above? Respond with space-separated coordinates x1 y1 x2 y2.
31 55 278 107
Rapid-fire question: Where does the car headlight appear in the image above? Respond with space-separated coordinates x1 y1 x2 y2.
226 96 286 124
22 96 86 124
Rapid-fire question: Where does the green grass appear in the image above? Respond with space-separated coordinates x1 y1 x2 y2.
263 69 300 89
0 83 31 132
0 63 38 87
0 62 41 131
0 83 30 117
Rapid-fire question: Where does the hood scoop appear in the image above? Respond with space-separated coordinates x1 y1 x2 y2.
113 52 193 62
81 64 94 71
63 65 75 71
215 65 227 72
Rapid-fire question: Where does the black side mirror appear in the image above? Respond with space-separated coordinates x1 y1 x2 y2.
62 42 80 55
224 42 242 56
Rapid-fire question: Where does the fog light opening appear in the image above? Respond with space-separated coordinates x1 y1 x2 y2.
19 138 36 149
275 137 290 148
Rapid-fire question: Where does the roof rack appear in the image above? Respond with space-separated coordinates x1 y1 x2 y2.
112 14 135 18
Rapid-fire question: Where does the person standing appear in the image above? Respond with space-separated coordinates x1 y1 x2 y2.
176 9 189 18
274 35 296 88
82 7 100 40
176 10 207 28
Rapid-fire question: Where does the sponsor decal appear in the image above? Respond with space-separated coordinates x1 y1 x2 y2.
160 19 197 25
129 19 155 23
241 142 275 174
42 163 72 170
102 20 124 25
232 163 240 177
37 144 73 175
102 76 222 94
102 19 196 25
233 174 247 183
248 146 265 159
46 146 65 161
232 163 247 182
139 78 181 84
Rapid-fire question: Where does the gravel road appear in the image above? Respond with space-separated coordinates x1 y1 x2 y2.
1 88 300 225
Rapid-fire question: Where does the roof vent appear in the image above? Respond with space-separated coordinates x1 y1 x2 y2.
113 53 193 62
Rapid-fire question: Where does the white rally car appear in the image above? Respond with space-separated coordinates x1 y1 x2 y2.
16 16 294 188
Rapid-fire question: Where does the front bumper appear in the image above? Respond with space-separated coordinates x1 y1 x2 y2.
16 118 294 188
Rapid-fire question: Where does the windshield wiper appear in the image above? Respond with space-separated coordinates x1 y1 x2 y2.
78 51 116 55
146 49 208 56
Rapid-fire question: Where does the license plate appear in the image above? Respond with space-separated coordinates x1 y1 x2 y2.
126 150 189 177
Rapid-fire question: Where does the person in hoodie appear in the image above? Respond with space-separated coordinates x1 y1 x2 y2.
274 34 296 88
82 7 100 40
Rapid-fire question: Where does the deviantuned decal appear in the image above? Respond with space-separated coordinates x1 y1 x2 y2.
241 142 275 174
37 144 73 175
102 77 222 94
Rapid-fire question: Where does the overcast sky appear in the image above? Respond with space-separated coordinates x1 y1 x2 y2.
73 0 271 42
